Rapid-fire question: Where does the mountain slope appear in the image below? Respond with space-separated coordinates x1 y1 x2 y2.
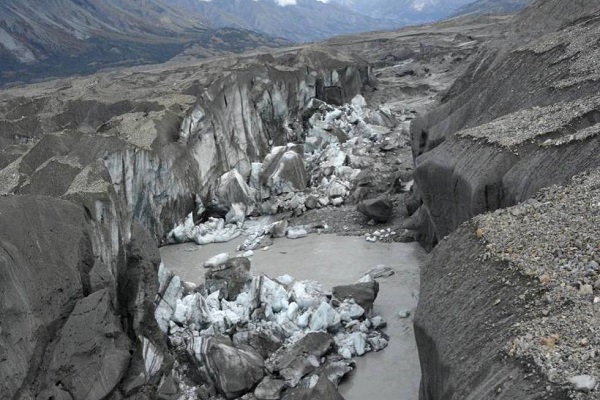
174 0 397 42
452 0 532 17
0 0 289 85
329 0 475 24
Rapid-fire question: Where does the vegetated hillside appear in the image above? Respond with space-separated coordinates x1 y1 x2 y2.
452 0 533 17
0 0 290 85
173 0 396 42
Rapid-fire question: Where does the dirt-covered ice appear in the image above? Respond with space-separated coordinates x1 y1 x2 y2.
160 233 425 400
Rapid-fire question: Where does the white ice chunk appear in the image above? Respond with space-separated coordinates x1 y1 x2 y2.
203 252 229 268
292 281 328 309
309 302 340 332
260 275 290 314
353 332 367 356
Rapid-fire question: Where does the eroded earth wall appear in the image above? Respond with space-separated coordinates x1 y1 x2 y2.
412 1 600 399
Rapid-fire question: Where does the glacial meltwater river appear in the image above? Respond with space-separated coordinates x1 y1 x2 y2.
160 234 425 400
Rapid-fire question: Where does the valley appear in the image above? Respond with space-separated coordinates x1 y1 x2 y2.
1 0 600 399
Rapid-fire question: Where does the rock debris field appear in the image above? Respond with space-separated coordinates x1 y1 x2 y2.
154 90 424 399
159 235 423 399
476 168 600 398
165 93 413 249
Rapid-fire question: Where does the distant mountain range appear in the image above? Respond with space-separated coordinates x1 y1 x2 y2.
329 0 476 24
0 0 293 85
452 0 533 17
0 0 535 85
174 0 396 42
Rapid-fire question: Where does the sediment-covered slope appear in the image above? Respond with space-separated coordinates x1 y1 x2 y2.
417 168 600 400
412 1 600 399
410 0 600 246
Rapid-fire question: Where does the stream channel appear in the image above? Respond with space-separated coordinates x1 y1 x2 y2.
160 233 425 399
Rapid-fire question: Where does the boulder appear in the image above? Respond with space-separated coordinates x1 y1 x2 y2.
287 227 308 239
259 275 290 315
326 178 349 198
204 335 265 399
291 281 329 309
261 146 307 194
254 377 287 400
233 327 286 359
225 202 246 225
266 332 334 387
318 358 356 386
270 220 288 238
282 374 345 400
215 169 257 208
203 252 230 268
205 257 252 301
357 196 393 223
305 195 319 209
309 302 341 332
173 293 211 328
332 281 379 313
351 94 367 109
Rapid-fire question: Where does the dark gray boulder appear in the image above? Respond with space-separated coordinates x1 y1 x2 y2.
205 256 252 301
332 281 379 313
357 196 393 223
269 219 289 238
266 332 334 387
254 377 287 400
233 326 286 359
282 374 345 400
204 335 265 399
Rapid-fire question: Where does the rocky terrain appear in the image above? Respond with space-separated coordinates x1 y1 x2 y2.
0 9 506 398
412 0 600 399
3 0 600 399
0 0 522 86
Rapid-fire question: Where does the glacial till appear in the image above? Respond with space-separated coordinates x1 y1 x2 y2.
476 168 600 398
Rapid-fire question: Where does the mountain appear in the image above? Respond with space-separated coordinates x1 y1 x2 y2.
0 0 525 86
172 0 397 42
451 0 532 17
0 0 290 85
328 0 476 24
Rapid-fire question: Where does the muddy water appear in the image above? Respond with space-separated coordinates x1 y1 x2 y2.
160 234 425 400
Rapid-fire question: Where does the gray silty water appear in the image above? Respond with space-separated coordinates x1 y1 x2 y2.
159 234 425 400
